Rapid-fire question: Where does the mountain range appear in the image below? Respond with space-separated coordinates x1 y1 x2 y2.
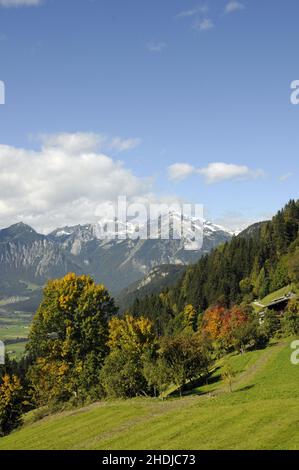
0 213 232 313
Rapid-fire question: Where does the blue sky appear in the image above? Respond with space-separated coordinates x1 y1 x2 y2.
0 0 298 232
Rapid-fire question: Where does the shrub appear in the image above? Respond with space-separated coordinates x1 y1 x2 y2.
0 374 24 436
282 299 299 335
100 349 148 398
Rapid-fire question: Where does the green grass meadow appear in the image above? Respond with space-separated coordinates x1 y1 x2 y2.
0 320 29 359
0 339 298 450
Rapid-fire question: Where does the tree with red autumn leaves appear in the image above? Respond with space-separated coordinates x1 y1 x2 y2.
202 305 258 354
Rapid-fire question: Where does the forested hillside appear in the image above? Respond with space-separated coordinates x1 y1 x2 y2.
130 200 299 333
1 201 299 440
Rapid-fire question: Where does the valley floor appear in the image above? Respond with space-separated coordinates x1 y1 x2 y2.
0 339 298 450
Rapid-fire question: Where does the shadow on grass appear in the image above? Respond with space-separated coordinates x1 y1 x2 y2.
169 367 222 398
236 384 255 393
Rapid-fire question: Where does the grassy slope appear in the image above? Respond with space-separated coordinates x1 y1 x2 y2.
260 285 296 305
0 339 298 450
252 284 297 313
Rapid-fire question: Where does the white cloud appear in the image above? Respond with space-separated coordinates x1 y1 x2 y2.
0 133 150 232
199 162 263 183
213 211 268 233
0 0 41 6
168 163 196 181
193 18 215 32
147 42 167 53
108 137 142 152
225 1 245 13
176 5 208 19
279 172 293 182
176 5 215 33
38 132 141 154
40 133 104 154
168 162 264 183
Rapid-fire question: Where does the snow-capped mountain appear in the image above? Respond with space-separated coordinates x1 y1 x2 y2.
48 212 231 292
0 215 231 305
50 212 229 252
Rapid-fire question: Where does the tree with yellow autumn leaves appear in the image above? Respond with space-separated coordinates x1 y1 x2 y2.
27 273 117 405
100 314 156 398
0 374 23 436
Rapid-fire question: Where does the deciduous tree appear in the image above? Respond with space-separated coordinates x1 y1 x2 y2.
27 273 117 404
0 374 23 436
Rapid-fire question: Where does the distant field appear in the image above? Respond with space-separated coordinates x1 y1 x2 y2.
0 279 38 358
1 339 298 450
5 341 27 358
0 323 29 339
0 312 31 359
